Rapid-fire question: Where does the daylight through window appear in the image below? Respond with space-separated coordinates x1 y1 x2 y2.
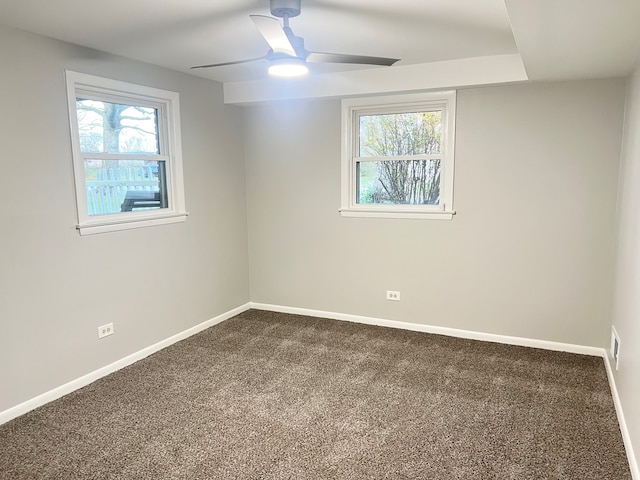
341 91 456 219
66 71 187 235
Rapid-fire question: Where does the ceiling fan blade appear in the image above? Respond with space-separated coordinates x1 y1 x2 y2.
190 56 267 69
306 52 400 67
250 14 297 57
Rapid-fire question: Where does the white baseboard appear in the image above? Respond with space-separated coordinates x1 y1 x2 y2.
0 303 251 426
604 354 640 479
249 302 605 357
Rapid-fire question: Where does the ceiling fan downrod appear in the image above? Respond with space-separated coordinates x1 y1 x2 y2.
270 0 301 20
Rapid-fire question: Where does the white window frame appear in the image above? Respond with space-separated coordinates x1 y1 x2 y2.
65 70 187 235
340 91 456 219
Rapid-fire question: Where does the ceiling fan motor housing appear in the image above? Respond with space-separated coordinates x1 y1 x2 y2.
270 0 301 18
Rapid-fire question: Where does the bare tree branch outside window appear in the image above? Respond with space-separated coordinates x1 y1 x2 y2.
358 111 442 205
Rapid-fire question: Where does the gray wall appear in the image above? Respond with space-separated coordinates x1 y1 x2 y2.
611 64 640 475
244 80 626 347
0 26 250 412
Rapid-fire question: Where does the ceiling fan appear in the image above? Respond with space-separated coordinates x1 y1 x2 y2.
191 0 400 77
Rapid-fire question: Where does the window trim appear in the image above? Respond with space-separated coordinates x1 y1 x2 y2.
65 70 187 235
340 91 456 219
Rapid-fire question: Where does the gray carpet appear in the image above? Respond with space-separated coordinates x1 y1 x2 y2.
0 309 631 479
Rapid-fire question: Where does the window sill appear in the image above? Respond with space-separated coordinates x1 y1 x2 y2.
339 208 455 220
77 212 188 235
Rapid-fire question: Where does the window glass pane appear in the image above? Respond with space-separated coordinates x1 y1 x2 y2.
359 111 441 157
84 159 167 216
357 159 441 205
76 99 159 154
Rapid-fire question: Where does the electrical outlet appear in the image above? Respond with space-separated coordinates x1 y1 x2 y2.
98 322 114 339
386 290 401 301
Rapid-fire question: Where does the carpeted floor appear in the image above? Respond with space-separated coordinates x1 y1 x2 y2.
0 309 631 479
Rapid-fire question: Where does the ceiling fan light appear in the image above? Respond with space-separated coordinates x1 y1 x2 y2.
268 58 309 77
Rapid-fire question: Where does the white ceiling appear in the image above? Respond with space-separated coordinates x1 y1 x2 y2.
506 0 640 80
1 0 639 85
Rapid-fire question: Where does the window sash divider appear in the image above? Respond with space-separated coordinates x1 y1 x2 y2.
355 154 444 163
79 153 169 162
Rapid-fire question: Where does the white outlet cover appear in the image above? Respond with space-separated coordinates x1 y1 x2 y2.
386 290 401 301
98 323 114 339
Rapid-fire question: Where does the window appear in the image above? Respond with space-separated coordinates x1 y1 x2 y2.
340 91 456 219
65 71 187 235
